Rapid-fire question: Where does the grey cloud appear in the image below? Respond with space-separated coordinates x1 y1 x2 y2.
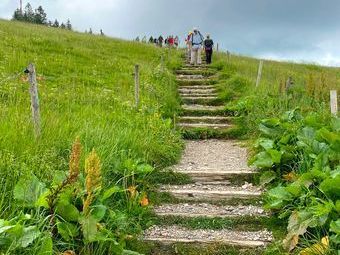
1 0 340 66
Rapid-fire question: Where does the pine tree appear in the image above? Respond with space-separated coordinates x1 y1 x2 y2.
66 19 72 30
48 20 53 27
60 23 66 29
89 28 93 34
23 3 34 23
34 6 47 24
53 19 59 28
12 8 24 21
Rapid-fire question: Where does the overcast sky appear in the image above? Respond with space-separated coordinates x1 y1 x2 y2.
1 0 340 66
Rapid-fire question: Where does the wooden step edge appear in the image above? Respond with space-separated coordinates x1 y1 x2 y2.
143 237 269 248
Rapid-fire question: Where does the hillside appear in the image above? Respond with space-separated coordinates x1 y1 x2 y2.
0 19 339 255
0 20 183 254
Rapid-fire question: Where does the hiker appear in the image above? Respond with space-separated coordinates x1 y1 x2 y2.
158 35 164 47
149 36 154 43
189 28 204 65
204 34 214 64
142 36 147 43
168 36 174 48
185 31 193 62
174 36 179 48
153 38 158 45
135 36 140 42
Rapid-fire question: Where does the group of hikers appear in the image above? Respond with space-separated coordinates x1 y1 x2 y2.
134 27 214 65
186 27 214 65
135 35 179 48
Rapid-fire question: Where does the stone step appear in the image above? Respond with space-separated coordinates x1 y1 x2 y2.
178 88 217 94
184 64 208 68
178 79 215 86
143 226 273 247
160 184 262 201
176 69 215 76
179 85 216 90
177 74 205 80
154 203 267 218
181 96 218 100
181 97 220 105
178 123 231 129
180 93 218 97
182 104 226 116
174 169 256 184
178 116 231 124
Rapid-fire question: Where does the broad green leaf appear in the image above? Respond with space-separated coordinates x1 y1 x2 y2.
80 215 98 242
336 200 340 213
268 149 281 164
330 220 340 234
101 186 124 201
35 190 50 208
136 164 154 174
14 175 47 207
38 234 53 255
320 176 340 200
57 222 79 241
251 152 273 168
285 183 302 197
52 171 67 185
265 186 292 209
256 138 274 151
260 171 276 186
91 205 107 221
17 226 41 248
55 201 80 222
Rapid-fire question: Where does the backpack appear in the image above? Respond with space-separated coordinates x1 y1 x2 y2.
191 31 204 44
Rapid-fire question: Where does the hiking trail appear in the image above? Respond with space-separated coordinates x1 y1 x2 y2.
143 57 273 254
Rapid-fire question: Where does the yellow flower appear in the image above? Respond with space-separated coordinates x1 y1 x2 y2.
127 186 137 198
140 194 149 207
299 236 329 255
69 137 82 180
83 149 102 214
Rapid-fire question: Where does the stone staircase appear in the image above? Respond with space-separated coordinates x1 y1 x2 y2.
142 61 273 254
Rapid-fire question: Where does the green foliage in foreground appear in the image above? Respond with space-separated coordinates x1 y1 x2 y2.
213 51 339 254
250 110 339 253
0 20 183 254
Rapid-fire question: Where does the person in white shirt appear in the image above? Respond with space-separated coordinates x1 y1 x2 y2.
189 27 204 65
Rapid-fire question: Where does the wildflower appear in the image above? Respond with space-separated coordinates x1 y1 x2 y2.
127 186 137 198
140 194 149 207
85 149 102 193
299 236 329 255
69 137 82 181
83 149 102 214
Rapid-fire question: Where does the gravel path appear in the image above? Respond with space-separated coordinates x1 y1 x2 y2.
144 226 273 246
154 203 267 217
174 140 254 173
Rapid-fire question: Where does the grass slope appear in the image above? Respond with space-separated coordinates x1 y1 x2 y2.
0 19 184 252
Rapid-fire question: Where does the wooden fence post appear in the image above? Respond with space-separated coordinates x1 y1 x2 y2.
216 43 219 52
330 90 338 116
134 65 140 109
256 60 264 87
26 63 41 137
227 51 231 62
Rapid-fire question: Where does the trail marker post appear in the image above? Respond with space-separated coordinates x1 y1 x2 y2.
26 63 41 137
134 65 140 109
216 43 219 52
330 90 338 116
256 60 264 87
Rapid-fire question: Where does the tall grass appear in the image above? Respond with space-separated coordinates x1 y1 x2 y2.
213 52 339 136
0 20 183 220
